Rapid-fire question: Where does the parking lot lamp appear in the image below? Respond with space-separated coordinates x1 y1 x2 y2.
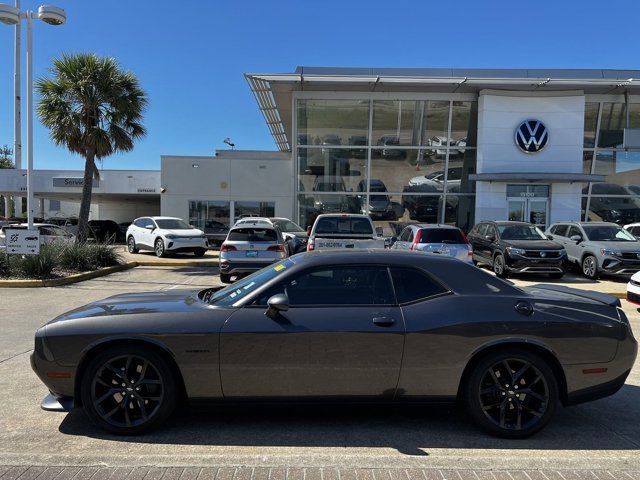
0 3 66 229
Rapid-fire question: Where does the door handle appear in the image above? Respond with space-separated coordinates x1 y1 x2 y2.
372 317 395 327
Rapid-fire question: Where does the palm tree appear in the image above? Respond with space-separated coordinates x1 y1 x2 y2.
36 53 147 241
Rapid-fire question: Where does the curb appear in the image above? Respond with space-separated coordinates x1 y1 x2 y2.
0 263 137 288
134 260 218 267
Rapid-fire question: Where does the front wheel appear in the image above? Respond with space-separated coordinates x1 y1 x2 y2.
80 345 177 435
493 254 508 278
464 349 559 438
582 255 599 279
154 238 166 258
127 236 138 254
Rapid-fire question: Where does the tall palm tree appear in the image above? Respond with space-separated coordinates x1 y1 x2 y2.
36 53 147 241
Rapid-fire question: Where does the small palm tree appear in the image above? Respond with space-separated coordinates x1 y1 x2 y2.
36 53 147 241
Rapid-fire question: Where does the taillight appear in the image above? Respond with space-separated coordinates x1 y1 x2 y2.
220 244 237 252
467 245 473 256
460 230 469 244
410 230 422 250
268 245 285 251
307 241 315 251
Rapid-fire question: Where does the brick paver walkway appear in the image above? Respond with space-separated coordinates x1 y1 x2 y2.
0 466 639 480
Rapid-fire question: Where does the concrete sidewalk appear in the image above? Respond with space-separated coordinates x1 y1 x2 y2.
119 247 219 266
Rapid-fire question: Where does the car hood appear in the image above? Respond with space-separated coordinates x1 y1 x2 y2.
502 239 563 250
163 228 204 236
47 289 207 324
584 240 640 251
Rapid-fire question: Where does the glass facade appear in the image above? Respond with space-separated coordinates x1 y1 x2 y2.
583 102 640 224
295 99 478 233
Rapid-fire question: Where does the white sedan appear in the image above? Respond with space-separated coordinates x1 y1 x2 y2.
627 271 640 306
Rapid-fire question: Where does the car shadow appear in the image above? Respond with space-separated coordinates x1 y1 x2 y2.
57 384 640 453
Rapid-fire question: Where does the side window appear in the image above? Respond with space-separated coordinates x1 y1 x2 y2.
553 224 569 237
476 224 487 236
487 225 497 239
390 267 449 304
568 226 582 238
399 227 410 242
407 229 414 242
255 266 395 306
39 227 54 236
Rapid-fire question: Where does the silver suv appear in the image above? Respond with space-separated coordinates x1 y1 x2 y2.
219 224 288 283
546 221 640 279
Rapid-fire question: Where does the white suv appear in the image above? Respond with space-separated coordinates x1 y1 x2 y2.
126 216 208 257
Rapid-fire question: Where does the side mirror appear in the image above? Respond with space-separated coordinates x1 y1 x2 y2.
266 293 289 319
485 235 496 242
390 236 398 244
306 226 312 235
145 225 155 231
570 235 582 243
547 235 554 240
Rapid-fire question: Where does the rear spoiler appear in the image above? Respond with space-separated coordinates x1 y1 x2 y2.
531 284 621 307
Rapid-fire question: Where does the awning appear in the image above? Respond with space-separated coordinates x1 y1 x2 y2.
469 173 606 183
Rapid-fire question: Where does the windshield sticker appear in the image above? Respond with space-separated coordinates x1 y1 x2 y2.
274 264 286 272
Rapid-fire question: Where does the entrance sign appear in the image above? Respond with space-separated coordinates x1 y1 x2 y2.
52 177 99 188
4 229 40 255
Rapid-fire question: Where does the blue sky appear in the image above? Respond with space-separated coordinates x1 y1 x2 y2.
0 0 638 171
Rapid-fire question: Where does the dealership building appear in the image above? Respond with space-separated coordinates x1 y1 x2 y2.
2 67 640 234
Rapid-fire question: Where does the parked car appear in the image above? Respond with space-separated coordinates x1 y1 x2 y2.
88 220 121 243
47 217 79 236
312 176 351 213
408 167 462 192
585 184 640 224
202 220 229 247
624 222 640 240
348 135 367 159
0 223 75 248
307 214 386 251
546 221 640 279
219 224 288 283
468 221 565 278
391 224 472 263
425 135 455 157
626 271 640 305
31 250 637 437
126 216 207 258
234 217 308 254
375 136 406 160
401 184 457 222
355 179 400 220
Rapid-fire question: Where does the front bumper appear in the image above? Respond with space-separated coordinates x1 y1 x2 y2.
601 257 640 275
626 279 640 304
505 256 565 274
165 237 207 252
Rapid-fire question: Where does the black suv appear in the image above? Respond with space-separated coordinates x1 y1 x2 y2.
467 221 566 278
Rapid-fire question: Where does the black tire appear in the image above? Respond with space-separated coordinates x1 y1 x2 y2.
193 248 206 257
582 255 599 279
493 254 508 278
80 345 177 435
127 236 138 254
464 348 559 438
220 273 232 283
154 238 166 258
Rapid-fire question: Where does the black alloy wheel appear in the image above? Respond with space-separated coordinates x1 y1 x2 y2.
155 238 166 258
465 349 558 438
493 254 508 278
81 346 176 435
127 236 138 254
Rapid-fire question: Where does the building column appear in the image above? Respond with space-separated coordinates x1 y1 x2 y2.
39 198 45 219
2 195 9 218
14 196 22 218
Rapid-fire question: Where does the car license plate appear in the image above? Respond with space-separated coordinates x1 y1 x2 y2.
317 241 345 249
246 250 258 257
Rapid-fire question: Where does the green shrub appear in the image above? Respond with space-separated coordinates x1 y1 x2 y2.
0 252 9 277
58 241 122 271
11 244 57 279
86 242 122 268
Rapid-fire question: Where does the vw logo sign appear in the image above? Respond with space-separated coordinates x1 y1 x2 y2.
515 120 548 153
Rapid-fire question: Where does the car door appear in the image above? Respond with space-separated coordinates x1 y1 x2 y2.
469 223 487 261
565 225 584 262
219 265 405 399
394 227 412 250
140 218 157 247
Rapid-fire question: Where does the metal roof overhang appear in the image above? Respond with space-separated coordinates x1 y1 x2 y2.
245 68 640 152
469 173 606 183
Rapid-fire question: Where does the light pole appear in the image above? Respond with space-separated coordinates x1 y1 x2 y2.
0 3 66 229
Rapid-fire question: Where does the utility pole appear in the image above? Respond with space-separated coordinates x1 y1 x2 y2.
13 0 22 218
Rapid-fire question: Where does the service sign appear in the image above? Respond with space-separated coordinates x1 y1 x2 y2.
4 229 40 255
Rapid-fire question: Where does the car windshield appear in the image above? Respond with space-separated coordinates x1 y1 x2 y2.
208 259 293 306
228 228 277 242
582 225 637 242
498 225 547 240
272 219 304 232
419 228 466 244
155 219 190 229
314 217 373 235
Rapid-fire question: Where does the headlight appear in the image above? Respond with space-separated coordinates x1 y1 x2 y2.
506 247 526 256
600 248 622 256
165 234 176 239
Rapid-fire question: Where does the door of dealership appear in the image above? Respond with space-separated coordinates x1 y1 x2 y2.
506 184 550 230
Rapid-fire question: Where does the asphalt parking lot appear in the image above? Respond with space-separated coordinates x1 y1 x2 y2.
1 266 640 478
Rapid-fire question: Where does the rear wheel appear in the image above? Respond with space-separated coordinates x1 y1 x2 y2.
127 236 138 254
464 349 558 438
493 254 508 278
220 273 232 283
80 345 176 435
154 238 166 258
582 255 599 279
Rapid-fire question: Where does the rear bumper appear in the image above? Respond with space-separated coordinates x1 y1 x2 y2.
566 369 630 406
219 260 278 274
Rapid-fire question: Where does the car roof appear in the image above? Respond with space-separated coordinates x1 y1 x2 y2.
230 224 276 231
315 213 370 219
410 223 460 230
491 221 532 226
147 216 182 220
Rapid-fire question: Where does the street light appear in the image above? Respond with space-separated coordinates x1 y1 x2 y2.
0 3 66 229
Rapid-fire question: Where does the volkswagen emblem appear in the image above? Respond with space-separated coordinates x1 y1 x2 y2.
515 120 549 153
540 251 546 258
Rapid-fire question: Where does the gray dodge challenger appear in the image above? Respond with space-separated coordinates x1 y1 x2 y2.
31 250 637 437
